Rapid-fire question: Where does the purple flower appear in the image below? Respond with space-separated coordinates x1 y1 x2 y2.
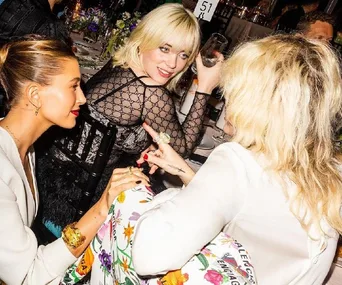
129 211 141 221
88 22 99 32
129 22 137 32
98 249 112 272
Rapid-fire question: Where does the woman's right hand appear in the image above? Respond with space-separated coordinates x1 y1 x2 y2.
136 144 158 173
101 167 150 210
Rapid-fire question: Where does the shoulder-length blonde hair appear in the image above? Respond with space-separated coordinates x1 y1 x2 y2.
221 34 342 235
113 3 200 91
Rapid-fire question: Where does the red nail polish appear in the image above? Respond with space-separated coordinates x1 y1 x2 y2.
137 163 141 168
143 154 148 160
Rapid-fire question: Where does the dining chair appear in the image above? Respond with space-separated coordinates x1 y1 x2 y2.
33 107 117 244
53 108 117 220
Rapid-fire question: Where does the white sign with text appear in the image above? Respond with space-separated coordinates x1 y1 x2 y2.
193 0 220 22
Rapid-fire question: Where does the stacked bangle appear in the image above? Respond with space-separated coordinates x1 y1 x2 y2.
62 222 86 249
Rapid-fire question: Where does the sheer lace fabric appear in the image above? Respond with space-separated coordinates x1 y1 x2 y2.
34 62 210 227
85 61 210 157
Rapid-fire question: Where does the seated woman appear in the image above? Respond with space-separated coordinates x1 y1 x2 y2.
133 35 342 284
61 34 342 284
0 36 149 284
36 3 223 236
61 128 257 285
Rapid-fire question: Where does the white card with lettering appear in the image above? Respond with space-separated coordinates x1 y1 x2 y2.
193 0 220 22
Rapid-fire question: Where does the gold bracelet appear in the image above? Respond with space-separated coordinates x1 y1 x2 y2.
62 222 86 249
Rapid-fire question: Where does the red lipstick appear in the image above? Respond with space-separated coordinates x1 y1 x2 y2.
71 110 79 117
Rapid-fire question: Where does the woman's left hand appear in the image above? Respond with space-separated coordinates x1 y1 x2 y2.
196 52 224 94
140 123 195 185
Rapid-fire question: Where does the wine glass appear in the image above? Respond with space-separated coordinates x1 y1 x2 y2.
192 33 228 74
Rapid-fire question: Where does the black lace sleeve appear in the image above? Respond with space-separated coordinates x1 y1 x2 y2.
142 87 210 157
85 64 209 157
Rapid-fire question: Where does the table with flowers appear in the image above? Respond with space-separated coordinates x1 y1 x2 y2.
71 32 107 82
68 6 142 82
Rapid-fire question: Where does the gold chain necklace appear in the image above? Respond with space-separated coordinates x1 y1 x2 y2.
4 125 21 145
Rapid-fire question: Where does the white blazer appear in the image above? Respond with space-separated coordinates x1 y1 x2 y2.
0 127 76 285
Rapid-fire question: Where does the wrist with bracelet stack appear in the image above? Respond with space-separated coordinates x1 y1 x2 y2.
62 222 86 249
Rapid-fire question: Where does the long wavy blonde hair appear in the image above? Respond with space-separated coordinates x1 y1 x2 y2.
113 3 200 91
220 34 342 235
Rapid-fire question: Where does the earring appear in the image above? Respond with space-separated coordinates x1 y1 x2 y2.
34 106 40 116
28 100 40 116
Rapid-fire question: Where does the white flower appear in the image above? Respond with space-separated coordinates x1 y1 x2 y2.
93 16 99 24
122 12 131 21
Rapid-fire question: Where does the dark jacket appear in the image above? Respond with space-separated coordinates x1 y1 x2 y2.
0 0 69 45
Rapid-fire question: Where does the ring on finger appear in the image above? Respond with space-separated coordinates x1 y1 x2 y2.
154 132 171 145
128 166 133 175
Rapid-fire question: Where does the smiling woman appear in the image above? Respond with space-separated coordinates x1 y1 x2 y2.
35 3 224 236
139 43 190 86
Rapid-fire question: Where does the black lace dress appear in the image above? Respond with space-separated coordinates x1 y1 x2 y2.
36 62 210 229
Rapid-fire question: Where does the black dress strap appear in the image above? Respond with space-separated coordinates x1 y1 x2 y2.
93 75 148 105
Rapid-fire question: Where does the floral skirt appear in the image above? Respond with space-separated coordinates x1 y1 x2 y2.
61 186 257 285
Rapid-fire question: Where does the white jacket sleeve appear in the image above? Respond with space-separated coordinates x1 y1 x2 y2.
132 143 246 276
0 178 77 285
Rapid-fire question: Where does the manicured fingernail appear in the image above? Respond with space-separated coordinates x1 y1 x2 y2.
136 180 142 184
143 154 148 160
137 163 141 167
146 186 153 193
143 121 149 126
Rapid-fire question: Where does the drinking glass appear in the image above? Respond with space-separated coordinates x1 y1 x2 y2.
192 33 228 74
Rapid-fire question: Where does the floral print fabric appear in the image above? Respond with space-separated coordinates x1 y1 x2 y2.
61 185 257 285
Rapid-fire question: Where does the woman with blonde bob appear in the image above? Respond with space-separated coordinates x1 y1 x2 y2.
113 3 200 90
131 34 342 284
84 3 221 154
36 3 222 238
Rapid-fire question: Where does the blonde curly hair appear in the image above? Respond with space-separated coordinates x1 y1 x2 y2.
221 34 342 236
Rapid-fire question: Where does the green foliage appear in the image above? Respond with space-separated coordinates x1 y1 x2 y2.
101 12 142 59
